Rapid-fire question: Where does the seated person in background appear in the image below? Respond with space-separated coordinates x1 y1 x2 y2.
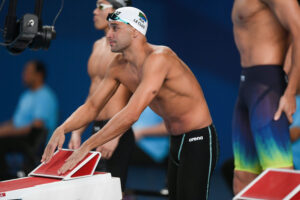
132 107 169 165
0 60 58 180
290 95 300 170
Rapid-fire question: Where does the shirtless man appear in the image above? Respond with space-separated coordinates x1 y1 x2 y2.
232 0 300 194
67 0 134 191
42 7 219 200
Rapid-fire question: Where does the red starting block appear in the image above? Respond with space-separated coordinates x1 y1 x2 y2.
233 168 300 200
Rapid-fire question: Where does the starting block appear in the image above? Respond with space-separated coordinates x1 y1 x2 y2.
0 149 122 200
233 168 300 200
29 149 101 180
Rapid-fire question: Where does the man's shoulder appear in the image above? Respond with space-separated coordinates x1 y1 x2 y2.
146 45 175 64
151 45 172 55
147 45 174 60
93 37 106 48
140 45 176 75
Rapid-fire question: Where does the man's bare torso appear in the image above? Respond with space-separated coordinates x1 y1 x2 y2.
88 37 131 121
232 0 289 67
112 45 212 135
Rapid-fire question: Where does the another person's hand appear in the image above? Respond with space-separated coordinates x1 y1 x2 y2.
274 93 296 123
68 132 81 149
41 127 65 163
58 145 90 175
0 124 10 137
134 129 145 141
96 138 119 159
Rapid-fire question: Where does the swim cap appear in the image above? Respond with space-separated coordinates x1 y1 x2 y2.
107 7 148 36
106 0 132 9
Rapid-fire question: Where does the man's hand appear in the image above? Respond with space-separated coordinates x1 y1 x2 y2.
41 127 65 163
96 137 120 159
274 93 296 123
58 145 90 175
68 132 82 149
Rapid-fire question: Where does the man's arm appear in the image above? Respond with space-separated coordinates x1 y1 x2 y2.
290 127 300 142
84 55 169 150
61 76 119 133
42 67 120 163
262 0 300 122
58 54 170 174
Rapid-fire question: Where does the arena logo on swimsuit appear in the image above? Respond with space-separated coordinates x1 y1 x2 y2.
189 136 204 142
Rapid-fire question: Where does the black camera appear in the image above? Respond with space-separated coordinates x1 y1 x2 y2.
2 0 56 54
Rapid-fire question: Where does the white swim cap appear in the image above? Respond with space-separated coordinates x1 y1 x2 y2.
107 7 148 35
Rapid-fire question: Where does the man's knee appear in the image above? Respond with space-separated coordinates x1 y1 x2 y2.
233 170 258 195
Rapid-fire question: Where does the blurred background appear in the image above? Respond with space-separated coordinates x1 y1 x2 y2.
0 0 240 199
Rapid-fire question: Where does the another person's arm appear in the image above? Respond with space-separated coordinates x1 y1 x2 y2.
134 122 168 141
68 127 86 149
262 0 300 122
290 127 300 142
283 42 292 75
290 96 300 142
0 90 48 137
0 120 44 137
69 41 103 149
68 102 91 149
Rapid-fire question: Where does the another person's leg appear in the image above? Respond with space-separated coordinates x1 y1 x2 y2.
233 66 294 194
130 143 159 166
232 84 261 194
0 138 8 180
93 121 109 172
221 158 234 190
105 127 135 191
249 70 293 171
0 135 29 180
92 120 135 191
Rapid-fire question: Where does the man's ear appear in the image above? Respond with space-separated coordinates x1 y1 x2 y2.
132 28 139 38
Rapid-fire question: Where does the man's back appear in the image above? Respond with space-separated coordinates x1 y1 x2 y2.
232 0 289 67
